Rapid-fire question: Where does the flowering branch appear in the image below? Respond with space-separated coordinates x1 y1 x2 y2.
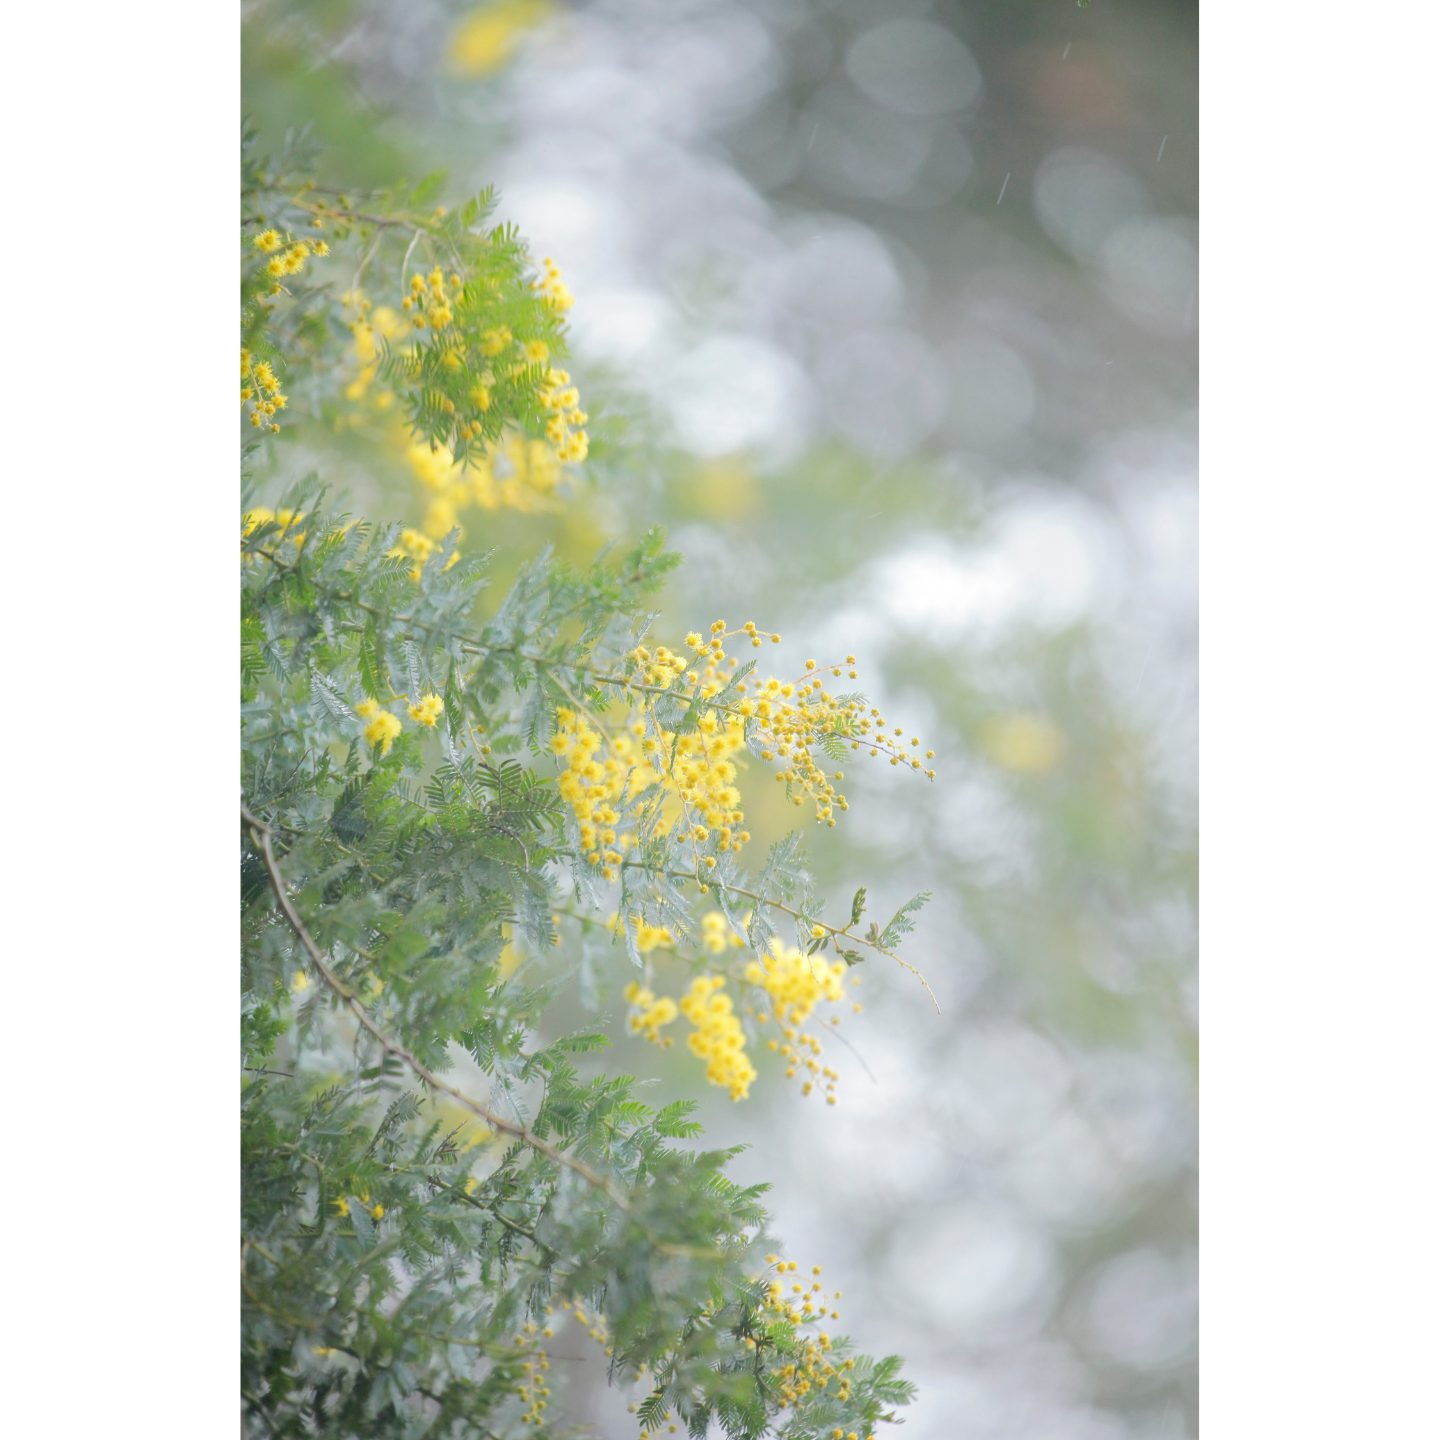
620 860 940 1011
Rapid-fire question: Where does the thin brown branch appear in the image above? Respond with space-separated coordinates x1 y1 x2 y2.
241 804 632 1211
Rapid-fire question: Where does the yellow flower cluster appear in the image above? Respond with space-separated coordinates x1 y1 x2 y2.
551 708 661 880
608 913 676 954
353 694 445 752
355 699 403 756
242 507 305 551
558 1297 610 1349
346 261 585 461
550 700 754 879
757 1258 865 1421
746 939 852 1105
628 646 753 853
333 1191 385 1222
408 432 565 543
625 969 756 1100
552 627 929 897
630 643 689 689
539 364 589 462
680 975 756 1100
701 909 747 955
623 981 679 1045
403 264 460 331
448 339 586 461
480 324 512 357
620 916 857 1104
534 255 574 313
342 292 406 408
667 712 748 857
253 228 327 289
240 349 286 432
407 692 445 726
448 0 554 78
387 526 460 581
669 621 935 826
511 1316 555 1428
340 258 588 549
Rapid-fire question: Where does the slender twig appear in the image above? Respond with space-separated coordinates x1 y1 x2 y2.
421 1171 559 1259
550 905 616 933
348 225 385 297
241 805 633 1211
399 227 424 289
295 199 413 230
812 1011 879 1084
241 1275 306 1327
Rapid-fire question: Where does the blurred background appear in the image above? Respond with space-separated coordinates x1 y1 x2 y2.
243 1 1197 1436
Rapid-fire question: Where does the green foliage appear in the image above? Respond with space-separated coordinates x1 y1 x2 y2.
877 895 931 953
241 144 926 1439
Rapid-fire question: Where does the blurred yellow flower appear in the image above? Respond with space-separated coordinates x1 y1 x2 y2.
685 457 759 521
978 712 1065 775
407 692 445 727
496 941 523 981
448 0 553 77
